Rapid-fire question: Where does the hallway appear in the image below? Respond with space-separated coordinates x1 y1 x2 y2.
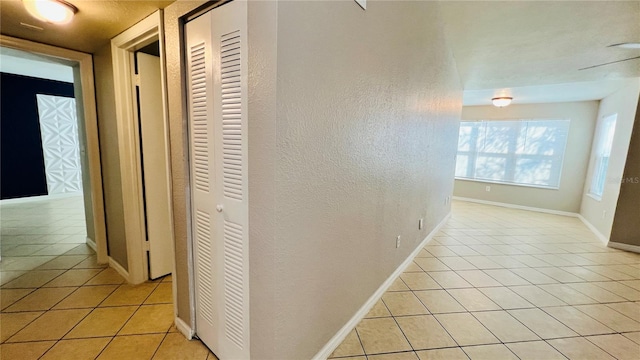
330 201 640 360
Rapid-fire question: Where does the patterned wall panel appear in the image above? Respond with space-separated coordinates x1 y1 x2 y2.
36 94 83 194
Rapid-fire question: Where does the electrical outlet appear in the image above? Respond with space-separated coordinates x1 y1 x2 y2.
419 218 424 230
396 235 401 248
485 186 491 192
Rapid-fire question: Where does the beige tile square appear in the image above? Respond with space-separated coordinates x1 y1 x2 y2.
0 341 55 360
2 269 65 288
428 271 472 289
100 283 157 306
396 315 456 350
7 308 90 342
152 333 211 360
32 243 80 256
434 313 499 346
36 255 89 270
145 283 173 304
53 285 118 309
388 278 410 291
0 270 26 285
64 244 96 255
544 306 614 335
4 286 76 312
535 267 583 283
416 348 469 360
575 304 640 332
74 255 107 269
400 272 441 290
547 337 615 360
368 352 419 360
606 302 640 321
478 287 533 310
567 283 626 302
43 269 103 287
356 318 412 355
473 311 539 343
482 269 529 286
405 261 426 273
622 331 640 345
455 270 501 287
382 292 429 316
0 311 42 342
508 308 578 339
506 341 566 360
119 304 174 335
414 290 465 314
365 299 391 318
0 288 33 310
330 329 364 358
86 267 126 285
448 289 500 311
561 267 610 282
587 334 640 360
509 285 565 307
592 281 640 301
66 306 138 338
462 344 518 360
40 337 111 360
537 284 597 305
415 258 450 271
510 268 557 284
439 257 476 271
161 274 173 283
97 334 164 360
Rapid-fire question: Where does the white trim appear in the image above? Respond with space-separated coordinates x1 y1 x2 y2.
109 256 131 282
312 212 452 360
0 192 83 205
111 10 174 284
0 35 108 265
607 241 640 254
452 196 579 217
175 316 195 340
86 236 97 253
577 214 609 244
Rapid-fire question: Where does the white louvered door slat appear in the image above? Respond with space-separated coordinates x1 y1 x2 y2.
186 1 249 359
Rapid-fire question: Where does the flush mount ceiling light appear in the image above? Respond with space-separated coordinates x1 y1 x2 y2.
23 0 77 25
608 42 640 49
492 97 513 107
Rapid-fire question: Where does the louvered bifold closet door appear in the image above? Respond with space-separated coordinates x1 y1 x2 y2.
185 1 250 359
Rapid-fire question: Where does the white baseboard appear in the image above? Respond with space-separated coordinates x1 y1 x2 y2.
453 196 579 217
175 316 195 340
576 215 608 244
86 237 97 253
108 257 130 283
312 212 452 360
0 192 83 205
607 241 640 254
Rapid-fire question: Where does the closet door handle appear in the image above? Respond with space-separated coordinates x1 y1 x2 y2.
216 204 224 212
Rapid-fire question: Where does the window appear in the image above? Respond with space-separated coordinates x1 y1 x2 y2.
589 114 617 198
455 119 570 188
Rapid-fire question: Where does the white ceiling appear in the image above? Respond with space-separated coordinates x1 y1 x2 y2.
0 47 73 82
440 1 640 105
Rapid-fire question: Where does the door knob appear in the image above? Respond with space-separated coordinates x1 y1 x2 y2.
216 204 224 212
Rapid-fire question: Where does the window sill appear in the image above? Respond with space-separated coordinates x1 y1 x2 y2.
454 178 560 191
586 193 602 202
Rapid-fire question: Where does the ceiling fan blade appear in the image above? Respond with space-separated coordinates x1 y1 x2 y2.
579 56 640 71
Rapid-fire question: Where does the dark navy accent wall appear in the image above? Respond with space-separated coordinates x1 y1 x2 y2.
0 72 74 200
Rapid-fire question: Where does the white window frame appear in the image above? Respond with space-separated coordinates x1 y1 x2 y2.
455 119 571 189
588 113 618 200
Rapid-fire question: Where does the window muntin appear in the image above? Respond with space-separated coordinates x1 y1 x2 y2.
589 114 617 198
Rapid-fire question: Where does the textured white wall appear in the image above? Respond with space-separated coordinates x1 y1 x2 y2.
36 94 83 195
248 2 462 358
454 101 599 213
581 79 640 239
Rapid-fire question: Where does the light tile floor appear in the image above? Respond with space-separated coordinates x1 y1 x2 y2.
1 197 217 359
330 201 640 360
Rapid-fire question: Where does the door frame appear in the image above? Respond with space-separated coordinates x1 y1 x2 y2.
0 35 108 264
111 10 175 284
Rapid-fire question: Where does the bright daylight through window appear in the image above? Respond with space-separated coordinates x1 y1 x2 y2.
455 119 571 188
589 114 617 198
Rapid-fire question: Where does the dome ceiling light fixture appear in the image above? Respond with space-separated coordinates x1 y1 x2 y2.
491 97 513 107
23 0 77 25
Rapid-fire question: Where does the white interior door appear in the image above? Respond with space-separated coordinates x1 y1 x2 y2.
137 52 174 279
185 1 250 359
